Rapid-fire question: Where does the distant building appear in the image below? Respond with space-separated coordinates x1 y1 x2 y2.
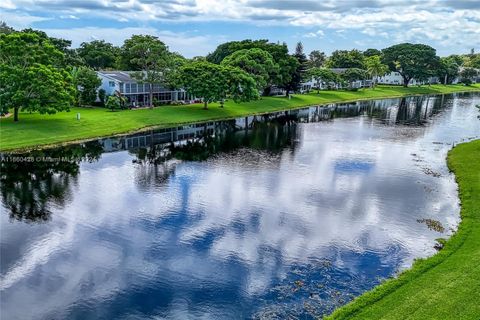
376 72 439 86
302 69 442 91
97 71 192 106
301 68 372 92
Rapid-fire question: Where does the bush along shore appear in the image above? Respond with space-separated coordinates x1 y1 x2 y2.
1 84 480 152
326 139 480 320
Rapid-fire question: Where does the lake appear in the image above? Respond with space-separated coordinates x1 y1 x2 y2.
1 93 479 319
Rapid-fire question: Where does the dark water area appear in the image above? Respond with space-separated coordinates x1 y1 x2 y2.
1 93 479 319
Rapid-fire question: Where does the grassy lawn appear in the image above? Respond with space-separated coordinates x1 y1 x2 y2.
326 139 480 320
1 84 479 152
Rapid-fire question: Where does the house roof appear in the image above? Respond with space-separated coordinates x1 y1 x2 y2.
97 71 135 83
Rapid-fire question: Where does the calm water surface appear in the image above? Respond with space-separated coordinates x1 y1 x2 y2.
1 93 479 319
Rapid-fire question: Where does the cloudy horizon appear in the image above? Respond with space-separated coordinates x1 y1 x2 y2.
1 0 479 57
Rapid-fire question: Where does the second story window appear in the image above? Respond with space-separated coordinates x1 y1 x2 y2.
109 81 115 87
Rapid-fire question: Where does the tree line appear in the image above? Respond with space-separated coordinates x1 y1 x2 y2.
0 21 479 121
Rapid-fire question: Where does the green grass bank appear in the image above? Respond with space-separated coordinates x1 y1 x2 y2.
326 139 480 320
1 84 479 152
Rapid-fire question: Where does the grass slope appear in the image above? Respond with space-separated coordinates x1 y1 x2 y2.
326 139 480 320
1 84 479 151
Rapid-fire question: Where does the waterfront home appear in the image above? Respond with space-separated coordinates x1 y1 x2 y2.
97 71 193 106
376 71 439 86
301 68 373 92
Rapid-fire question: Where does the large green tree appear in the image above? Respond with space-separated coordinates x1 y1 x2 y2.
308 50 326 68
276 54 300 96
341 68 368 87
164 52 188 90
206 39 297 93
120 35 172 107
283 42 308 95
326 49 365 69
436 56 460 84
71 66 102 106
382 43 439 87
224 66 259 104
459 67 478 85
206 39 270 64
464 53 480 69
180 61 227 110
21 28 83 67
179 61 258 109
77 40 119 70
0 32 74 121
221 48 277 93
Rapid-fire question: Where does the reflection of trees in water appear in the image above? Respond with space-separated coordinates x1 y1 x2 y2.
171 118 297 161
127 94 455 167
129 117 298 164
128 118 298 189
325 95 452 125
133 160 178 192
0 142 103 222
385 95 450 125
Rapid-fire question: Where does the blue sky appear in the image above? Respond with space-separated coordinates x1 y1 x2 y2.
1 0 479 57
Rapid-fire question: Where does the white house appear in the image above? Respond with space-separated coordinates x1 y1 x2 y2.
302 70 441 89
301 68 373 92
97 71 192 106
376 71 439 86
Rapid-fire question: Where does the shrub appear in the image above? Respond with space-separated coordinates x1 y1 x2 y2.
98 89 106 106
105 95 122 111
152 98 161 107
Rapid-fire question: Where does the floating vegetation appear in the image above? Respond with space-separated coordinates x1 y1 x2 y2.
417 218 445 233
251 257 373 319
422 167 442 177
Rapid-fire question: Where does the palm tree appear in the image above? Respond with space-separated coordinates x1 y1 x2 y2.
365 56 389 88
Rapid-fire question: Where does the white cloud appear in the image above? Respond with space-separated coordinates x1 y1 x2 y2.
0 0 16 9
1 0 479 55
0 12 48 29
303 29 324 38
59 14 79 20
